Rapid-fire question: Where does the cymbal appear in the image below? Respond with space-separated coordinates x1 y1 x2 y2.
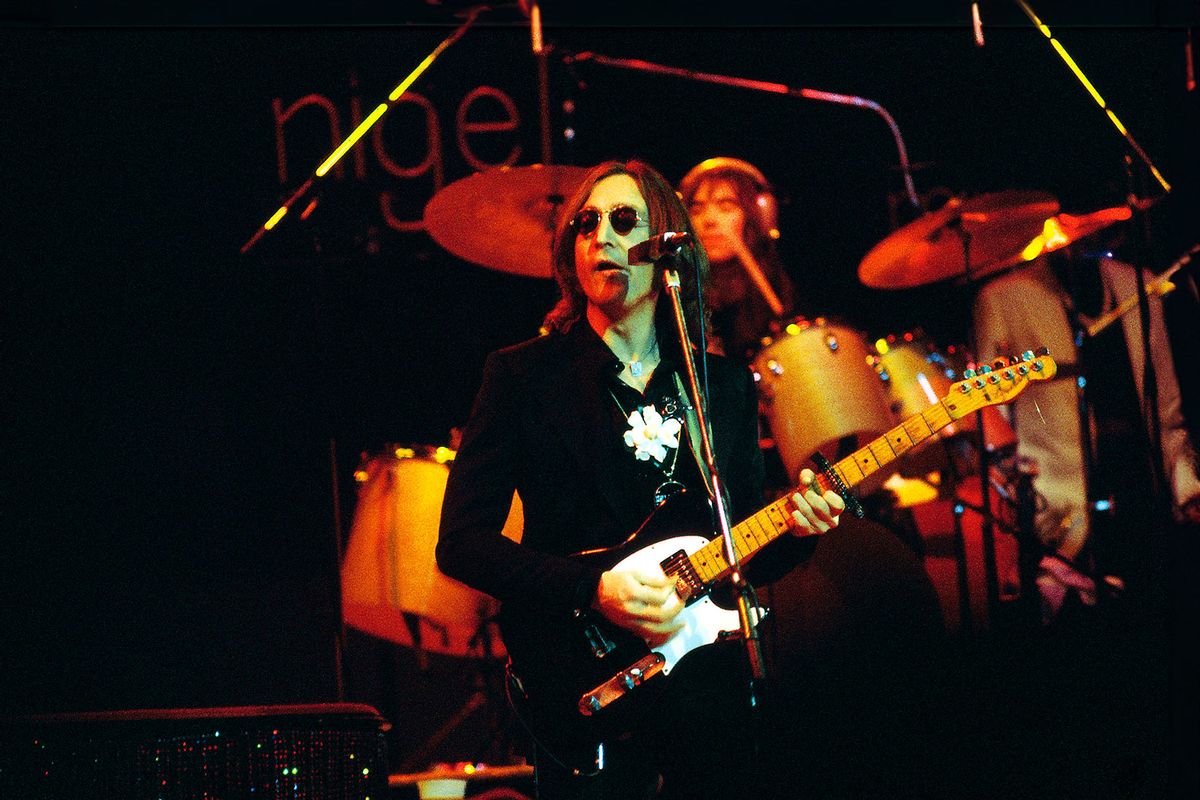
982 205 1133 274
423 163 589 278
858 191 1060 289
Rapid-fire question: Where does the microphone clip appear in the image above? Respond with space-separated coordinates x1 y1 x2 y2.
628 231 693 265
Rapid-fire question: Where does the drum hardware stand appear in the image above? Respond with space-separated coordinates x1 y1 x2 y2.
396 609 516 773
1058 251 1112 606
951 219 1006 631
1011 458 1044 627
938 439 976 636
329 437 348 701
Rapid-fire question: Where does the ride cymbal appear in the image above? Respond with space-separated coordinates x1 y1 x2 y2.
423 163 589 278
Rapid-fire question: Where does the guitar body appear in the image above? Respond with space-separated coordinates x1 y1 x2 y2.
498 490 744 769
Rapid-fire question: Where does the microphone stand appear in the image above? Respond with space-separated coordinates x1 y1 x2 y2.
658 252 768 706
562 50 923 211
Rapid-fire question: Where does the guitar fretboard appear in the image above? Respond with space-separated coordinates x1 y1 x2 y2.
686 400 957 585
683 351 1056 585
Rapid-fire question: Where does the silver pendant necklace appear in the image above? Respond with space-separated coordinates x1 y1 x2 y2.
626 340 659 378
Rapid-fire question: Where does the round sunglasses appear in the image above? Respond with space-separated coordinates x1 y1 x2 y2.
569 205 648 237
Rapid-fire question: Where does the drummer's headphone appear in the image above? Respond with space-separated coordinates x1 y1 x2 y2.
678 157 780 242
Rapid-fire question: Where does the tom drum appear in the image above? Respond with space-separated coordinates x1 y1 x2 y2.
753 317 896 482
869 331 1016 460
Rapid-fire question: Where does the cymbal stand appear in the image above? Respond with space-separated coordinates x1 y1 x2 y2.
952 219 1004 630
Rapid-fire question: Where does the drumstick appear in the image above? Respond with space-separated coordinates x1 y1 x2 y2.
729 235 785 317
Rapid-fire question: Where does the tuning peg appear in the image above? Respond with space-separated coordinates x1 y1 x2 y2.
963 368 976 379
1021 350 1035 362
1035 346 1051 357
992 358 1008 370
979 364 992 374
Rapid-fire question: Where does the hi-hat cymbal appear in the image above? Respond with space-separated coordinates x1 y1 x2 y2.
858 190 1060 289
423 164 589 278
981 205 1134 274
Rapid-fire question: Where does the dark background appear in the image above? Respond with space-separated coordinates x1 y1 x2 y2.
6 0 1200 787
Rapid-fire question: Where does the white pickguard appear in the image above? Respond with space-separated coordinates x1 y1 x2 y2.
609 534 763 675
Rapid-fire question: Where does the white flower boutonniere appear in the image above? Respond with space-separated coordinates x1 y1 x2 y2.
622 404 682 464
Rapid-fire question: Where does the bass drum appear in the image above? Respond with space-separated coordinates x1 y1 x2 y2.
340 445 523 659
753 317 896 485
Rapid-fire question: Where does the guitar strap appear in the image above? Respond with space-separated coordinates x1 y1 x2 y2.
673 371 716 500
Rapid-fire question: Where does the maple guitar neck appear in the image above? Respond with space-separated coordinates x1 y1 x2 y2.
683 352 1058 586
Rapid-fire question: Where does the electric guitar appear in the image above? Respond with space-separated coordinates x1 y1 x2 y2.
499 351 1057 769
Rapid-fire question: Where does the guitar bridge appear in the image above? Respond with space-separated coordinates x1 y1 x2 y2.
578 652 667 717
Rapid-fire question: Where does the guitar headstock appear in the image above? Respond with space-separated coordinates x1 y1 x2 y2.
943 348 1057 420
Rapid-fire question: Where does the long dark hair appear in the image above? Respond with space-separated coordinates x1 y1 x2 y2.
677 160 790 295
542 160 711 346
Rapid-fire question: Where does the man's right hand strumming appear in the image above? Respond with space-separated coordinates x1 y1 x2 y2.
593 568 685 646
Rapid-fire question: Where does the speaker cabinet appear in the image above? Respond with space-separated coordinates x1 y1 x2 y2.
1 703 389 799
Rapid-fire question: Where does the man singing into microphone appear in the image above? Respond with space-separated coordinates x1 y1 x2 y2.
436 159 844 799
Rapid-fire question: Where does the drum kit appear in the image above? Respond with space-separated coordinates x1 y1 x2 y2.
342 163 1136 650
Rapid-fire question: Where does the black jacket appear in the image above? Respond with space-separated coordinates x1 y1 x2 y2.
436 320 809 619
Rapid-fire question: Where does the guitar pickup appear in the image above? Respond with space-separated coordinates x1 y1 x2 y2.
577 652 666 717
660 550 704 602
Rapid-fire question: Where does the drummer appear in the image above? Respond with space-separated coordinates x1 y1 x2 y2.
678 157 797 362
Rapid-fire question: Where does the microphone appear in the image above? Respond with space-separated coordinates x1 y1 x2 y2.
628 231 693 264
